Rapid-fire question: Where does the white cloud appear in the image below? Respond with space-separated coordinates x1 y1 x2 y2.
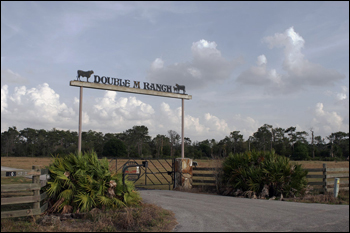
311 102 348 135
147 39 242 89
264 27 345 86
236 55 284 90
228 114 261 140
91 91 155 128
156 104 260 141
9 86 26 105
2 81 263 141
204 113 229 134
256 55 267 66
1 83 76 131
236 27 345 94
191 40 221 60
1 84 157 133
264 27 305 71
25 83 73 122
1 69 28 84
151 58 164 70
336 86 348 101
337 93 347 101
185 115 206 135
160 102 179 125
324 86 349 109
158 102 233 141
187 67 201 79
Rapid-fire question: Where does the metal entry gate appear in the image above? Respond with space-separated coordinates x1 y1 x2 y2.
115 158 175 190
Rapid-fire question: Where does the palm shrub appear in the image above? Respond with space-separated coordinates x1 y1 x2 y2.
45 150 141 213
222 150 308 198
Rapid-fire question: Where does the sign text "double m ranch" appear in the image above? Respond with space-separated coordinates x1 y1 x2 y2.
87 75 186 95
72 70 191 99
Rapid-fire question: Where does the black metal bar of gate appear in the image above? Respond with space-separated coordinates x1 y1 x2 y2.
114 158 175 190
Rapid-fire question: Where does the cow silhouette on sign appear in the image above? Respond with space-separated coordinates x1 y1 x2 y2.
77 70 94 81
174 84 186 94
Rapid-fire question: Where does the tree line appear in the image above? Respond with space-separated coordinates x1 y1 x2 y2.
1 124 349 161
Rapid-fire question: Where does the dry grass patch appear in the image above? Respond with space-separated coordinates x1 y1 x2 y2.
290 160 349 169
285 190 349 205
3 156 348 170
1 203 177 232
1 157 54 170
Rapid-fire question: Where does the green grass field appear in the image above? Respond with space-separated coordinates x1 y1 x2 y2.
1 157 348 191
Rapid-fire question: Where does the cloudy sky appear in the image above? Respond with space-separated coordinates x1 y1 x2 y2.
1 1 349 142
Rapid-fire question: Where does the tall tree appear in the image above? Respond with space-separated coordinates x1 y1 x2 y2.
199 139 211 158
327 133 335 158
102 138 127 157
230 131 243 154
83 130 104 155
1 127 19 157
37 129 48 156
218 136 232 156
132 125 150 158
209 139 216 158
20 128 38 157
273 127 289 156
285 126 297 152
152 134 168 158
168 130 180 157
292 141 309 160
119 129 133 158
253 124 273 152
296 131 309 143
327 131 349 158
310 128 315 158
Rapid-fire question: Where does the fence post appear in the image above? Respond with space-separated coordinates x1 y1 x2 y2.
32 165 40 210
323 163 327 194
334 178 340 198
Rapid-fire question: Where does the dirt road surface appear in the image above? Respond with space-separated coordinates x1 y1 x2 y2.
139 189 349 232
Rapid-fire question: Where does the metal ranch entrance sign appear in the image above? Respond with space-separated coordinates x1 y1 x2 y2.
93 75 186 95
71 70 192 158
73 70 191 100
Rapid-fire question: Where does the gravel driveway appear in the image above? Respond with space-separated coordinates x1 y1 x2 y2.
139 189 349 232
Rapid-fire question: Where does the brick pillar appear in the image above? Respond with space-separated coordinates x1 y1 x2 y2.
174 158 193 190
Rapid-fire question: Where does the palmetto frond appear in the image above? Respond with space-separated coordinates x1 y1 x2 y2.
74 192 96 212
86 175 94 184
222 150 308 198
73 169 85 178
58 189 74 202
63 160 74 173
111 197 126 208
46 150 141 213
55 172 69 182
46 180 61 197
123 191 142 206
96 195 114 207
56 157 65 171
